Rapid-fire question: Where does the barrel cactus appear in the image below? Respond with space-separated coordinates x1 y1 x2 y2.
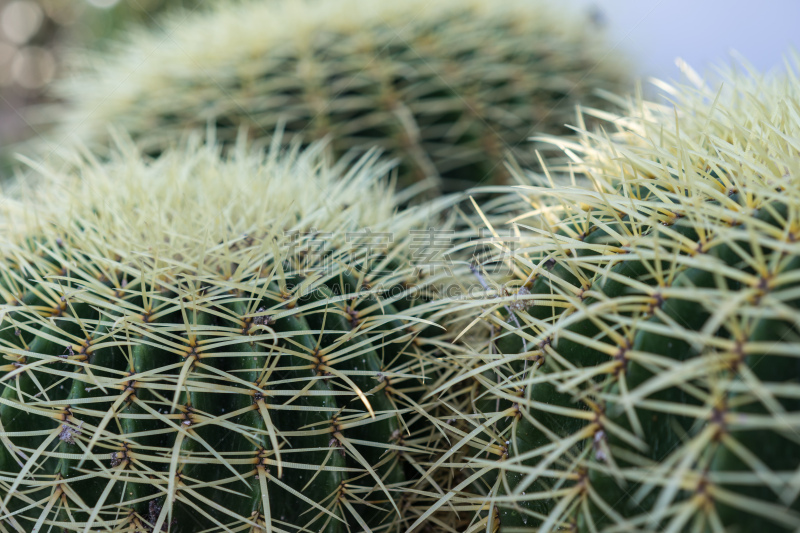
413 58 800 532
0 137 457 532
47 0 627 193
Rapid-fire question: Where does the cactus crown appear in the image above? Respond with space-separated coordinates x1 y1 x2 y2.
415 57 800 532
0 138 456 532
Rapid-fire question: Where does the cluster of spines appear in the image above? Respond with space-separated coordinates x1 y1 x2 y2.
0 141 466 532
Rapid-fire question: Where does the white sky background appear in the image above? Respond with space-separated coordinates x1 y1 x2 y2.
566 0 800 85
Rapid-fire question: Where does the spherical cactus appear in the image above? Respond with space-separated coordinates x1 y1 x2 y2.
48 0 628 193
414 58 800 532
0 137 457 532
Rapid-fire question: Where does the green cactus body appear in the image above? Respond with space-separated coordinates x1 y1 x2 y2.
49 0 628 193
419 58 800 532
0 139 454 532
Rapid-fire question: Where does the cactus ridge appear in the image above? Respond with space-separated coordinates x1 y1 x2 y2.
0 139 457 532
48 0 627 192
418 57 800 532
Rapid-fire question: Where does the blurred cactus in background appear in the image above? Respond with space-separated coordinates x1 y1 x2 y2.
42 0 627 194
